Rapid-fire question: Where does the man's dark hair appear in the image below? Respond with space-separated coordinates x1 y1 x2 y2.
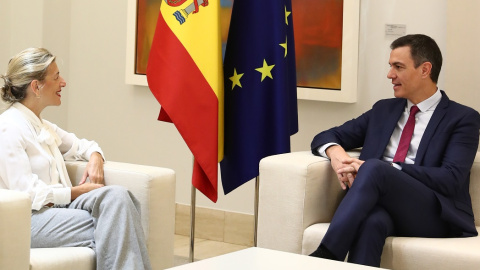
390 34 442 83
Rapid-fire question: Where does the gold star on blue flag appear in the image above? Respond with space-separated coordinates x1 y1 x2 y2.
255 59 275 82
221 0 298 194
230 68 244 90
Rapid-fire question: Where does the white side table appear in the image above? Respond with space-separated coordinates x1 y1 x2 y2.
167 247 384 270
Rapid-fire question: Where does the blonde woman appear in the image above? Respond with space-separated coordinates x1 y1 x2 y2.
0 48 151 270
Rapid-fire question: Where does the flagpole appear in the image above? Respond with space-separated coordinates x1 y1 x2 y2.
189 184 196 262
254 176 259 246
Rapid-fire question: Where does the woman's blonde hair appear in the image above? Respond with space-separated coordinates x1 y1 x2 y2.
1 48 56 103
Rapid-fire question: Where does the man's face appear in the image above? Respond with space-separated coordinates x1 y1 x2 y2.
387 46 424 102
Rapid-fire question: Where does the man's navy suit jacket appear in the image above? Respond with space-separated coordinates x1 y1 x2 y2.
311 91 480 237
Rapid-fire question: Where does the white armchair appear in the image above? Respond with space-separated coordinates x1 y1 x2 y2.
0 160 176 270
257 150 480 270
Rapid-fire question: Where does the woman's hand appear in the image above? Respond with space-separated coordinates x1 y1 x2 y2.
71 183 104 201
79 152 105 185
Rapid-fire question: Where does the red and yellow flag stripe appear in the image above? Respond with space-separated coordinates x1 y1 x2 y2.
147 0 223 202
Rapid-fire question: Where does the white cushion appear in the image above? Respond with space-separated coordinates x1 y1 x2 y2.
30 247 95 270
303 223 480 270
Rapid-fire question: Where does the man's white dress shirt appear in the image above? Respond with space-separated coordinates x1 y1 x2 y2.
318 89 442 168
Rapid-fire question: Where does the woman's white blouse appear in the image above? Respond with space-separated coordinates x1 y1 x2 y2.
0 103 105 210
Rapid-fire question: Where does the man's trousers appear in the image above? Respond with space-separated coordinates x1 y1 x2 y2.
321 159 450 267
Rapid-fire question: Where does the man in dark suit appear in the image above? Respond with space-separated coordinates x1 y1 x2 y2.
309 34 480 267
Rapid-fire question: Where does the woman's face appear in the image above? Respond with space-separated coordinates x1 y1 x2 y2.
38 61 66 107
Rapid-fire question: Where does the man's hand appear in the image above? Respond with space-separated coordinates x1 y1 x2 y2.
326 145 354 190
336 158 365 188
79 152 105 185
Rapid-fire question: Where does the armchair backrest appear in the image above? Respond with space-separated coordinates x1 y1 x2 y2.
470 152 480 227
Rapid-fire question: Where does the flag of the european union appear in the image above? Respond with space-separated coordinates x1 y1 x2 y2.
221 0 298 194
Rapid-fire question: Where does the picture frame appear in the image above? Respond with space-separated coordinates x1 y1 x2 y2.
125 0 147 86
296 0 359 103
125 0 360 103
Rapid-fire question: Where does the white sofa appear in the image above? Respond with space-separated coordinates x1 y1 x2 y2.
0 160 176 270
257 150 480 270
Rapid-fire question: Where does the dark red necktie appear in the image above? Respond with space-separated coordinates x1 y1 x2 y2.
393 105 420 163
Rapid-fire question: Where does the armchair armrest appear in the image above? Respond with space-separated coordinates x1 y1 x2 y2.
66 160 176 270
257 150 360 254
0 189 31 270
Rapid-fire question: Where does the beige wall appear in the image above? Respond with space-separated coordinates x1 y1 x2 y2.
0 0 69 125
445 0 480 109
1 0 478 215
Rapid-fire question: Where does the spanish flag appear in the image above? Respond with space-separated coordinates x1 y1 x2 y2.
147 0 223 202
